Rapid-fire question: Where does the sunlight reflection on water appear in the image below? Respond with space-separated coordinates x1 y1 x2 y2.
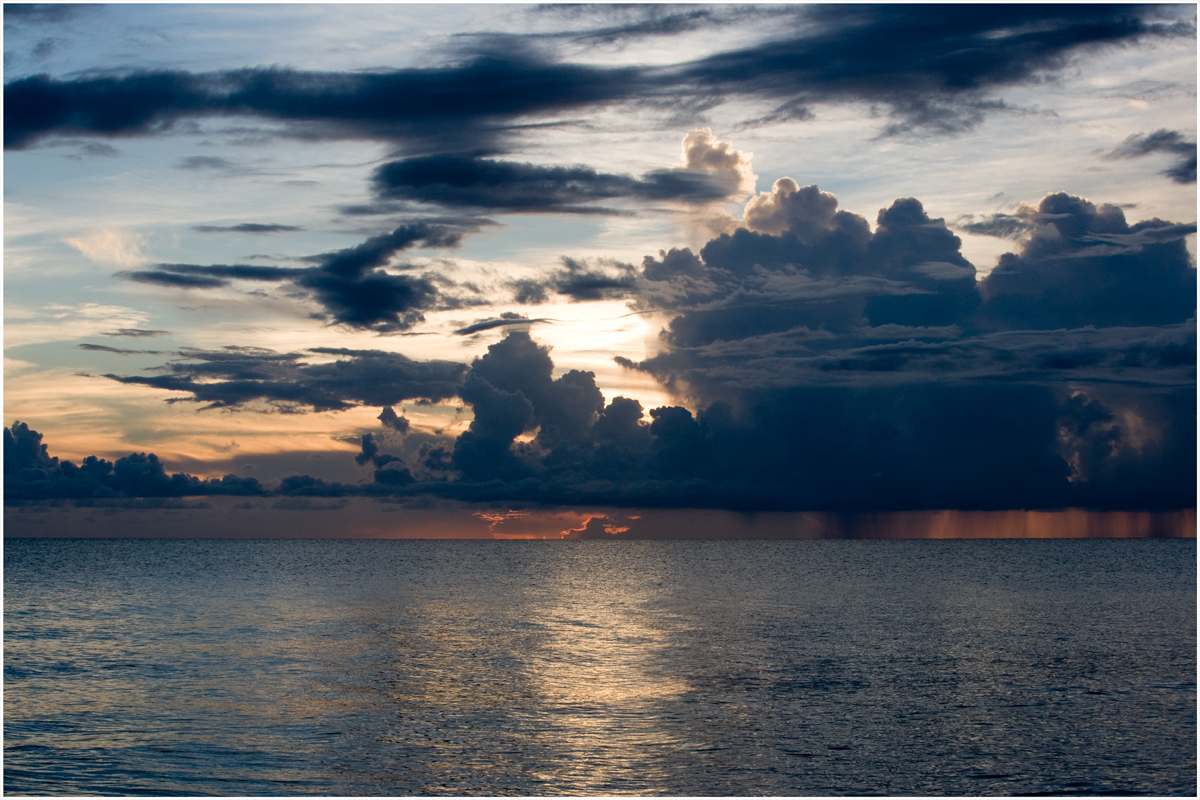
4 538 1196 795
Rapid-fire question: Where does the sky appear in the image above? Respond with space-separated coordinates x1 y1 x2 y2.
3 3 1197 538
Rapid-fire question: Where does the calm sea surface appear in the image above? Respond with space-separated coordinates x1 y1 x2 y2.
4 538 1195 796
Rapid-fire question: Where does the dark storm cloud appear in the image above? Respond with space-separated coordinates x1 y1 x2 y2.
370 154 738 214
85 168 1200 512
117 222 475 333
6 6 1186 150
587 182 1194 512
633 188 979 350
101 345 468 412
192 223 303 234
1109 128 1197 183
977 192 1196 330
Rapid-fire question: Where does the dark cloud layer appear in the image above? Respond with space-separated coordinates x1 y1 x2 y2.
102 345 468 412
371 153 741 213
92 176 1195 512
6 5 1187 151
119 221 479 333
3 58 636 152
675 4 1193 135
1109 128 1197 183
5 421 264 502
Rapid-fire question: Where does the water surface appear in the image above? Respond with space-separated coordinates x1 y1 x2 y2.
5 538 1195 795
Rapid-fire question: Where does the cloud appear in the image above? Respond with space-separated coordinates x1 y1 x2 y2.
742 178 842 236
1108 128 1197 183
548 257 639 302
377 406 410 434
508 257 641 306
370 151 742 214
955 209 1037 239
121 270 228 289
523 4 770 47
192 223 303 234
77 343 166 356
602 185 1194 511
452 312 553 336
116 221 481 333
177 155 233 170
977 192 1197 330
80 142 119 157
102 328 169 337
5 420 266 502
64 228 145 268
679 127 756 198
3 58 638 151
4 4 95 26
676 4 1194 136
101 345 469 412
6 6 1185 151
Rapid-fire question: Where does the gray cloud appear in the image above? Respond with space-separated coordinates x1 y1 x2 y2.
102 328 168 337
118 221 480 333
192 223 303 234
102 345 468 412
7 6 1187 152
1109 128 1197 183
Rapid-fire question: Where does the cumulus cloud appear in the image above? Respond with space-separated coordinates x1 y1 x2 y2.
742 178 838 236
678 127 757 198
977 192 1196 330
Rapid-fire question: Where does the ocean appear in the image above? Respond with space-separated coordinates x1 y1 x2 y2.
4 538 1195 796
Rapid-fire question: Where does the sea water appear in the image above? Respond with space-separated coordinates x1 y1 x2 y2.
4 538 1195 796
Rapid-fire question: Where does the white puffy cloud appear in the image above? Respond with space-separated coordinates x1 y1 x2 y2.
679 127 757 198
742 177 840 236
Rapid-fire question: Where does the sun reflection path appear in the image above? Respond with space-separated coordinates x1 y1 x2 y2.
515 547 695 794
